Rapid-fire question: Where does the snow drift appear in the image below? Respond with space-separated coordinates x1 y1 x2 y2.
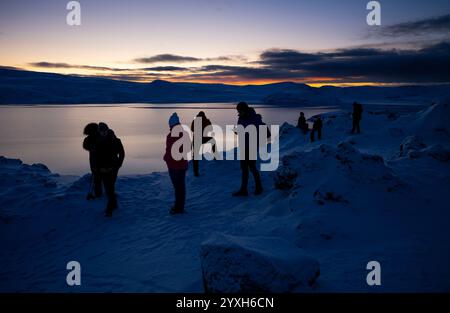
1 97 450 292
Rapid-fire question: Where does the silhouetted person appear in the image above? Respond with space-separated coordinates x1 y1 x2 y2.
82 123 102 199
191 111 217 177
95 122 125 217
310 116 323 142
164 113 189 214
297 112 309 134
351 102 363 134
233 102 263 197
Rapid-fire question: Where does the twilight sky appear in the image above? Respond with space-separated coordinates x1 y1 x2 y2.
1 0 450 86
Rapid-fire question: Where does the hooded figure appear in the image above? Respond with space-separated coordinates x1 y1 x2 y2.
190 111 217 177
232 102 264 197
95 122 125 217
164 113 189 214
297 112 309 134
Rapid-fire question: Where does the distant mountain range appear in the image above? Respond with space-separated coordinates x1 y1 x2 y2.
1 68 449 105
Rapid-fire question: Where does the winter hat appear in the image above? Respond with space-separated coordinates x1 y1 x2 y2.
83 122 99 136
98 122 109 132
236 101 249 112
168 113 180 128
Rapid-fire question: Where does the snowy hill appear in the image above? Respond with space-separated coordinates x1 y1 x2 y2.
0 98 450 292
1 68 450 105
0 68 308 104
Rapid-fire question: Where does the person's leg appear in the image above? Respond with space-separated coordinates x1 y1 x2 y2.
310 130 315 142
168 169 177 210
103 171 117 216
202 136 217 158
357 119 361 134
169 169 186 212
248 160 263 194
233 160 249 196
209 138 217 155
93 170 103 197
318 128 322 140
193 159 199 177
177 170 186 211
351 118 356 134
193 140 201 177
241 160 250 192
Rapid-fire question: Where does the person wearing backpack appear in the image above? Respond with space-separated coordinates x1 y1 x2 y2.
232 102 264 197
95 122 125 217
164 113 190 214
190 111 217 177
297 112 309 134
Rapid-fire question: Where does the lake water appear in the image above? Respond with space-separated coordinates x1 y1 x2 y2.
0 103 338 175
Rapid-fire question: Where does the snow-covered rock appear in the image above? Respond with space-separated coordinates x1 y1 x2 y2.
200 233 320 293
397 136 450 161
275 141 399 192
412 97 450 136
424 144 450 162
399 135 427 158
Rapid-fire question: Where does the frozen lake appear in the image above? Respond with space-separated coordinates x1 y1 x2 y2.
0 103 338 175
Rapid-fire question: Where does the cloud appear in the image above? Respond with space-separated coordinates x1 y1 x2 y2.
205 55 247 62
369 14 450 38
143 66 191 72
26 42 450 84
173 42 450 84
134 54 246 64
134 54 201 64
259 49 324 69
257 42 450 83
29 62 131 72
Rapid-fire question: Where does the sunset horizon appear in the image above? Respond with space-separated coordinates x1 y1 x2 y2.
2 0 450 304
1 0 450 86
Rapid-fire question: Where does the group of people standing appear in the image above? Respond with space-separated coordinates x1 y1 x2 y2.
82 122 125 217
83 101 363 217
296 101 364 140
297 112 323 142
83 101 266 216
162 102 265 214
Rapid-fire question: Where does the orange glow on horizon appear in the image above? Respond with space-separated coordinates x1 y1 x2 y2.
19 65 396 87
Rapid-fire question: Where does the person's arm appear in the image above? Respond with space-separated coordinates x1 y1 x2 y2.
163 134 171 162
116 139 125 168
82 137 91 151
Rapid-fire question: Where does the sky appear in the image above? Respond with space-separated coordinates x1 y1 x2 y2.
1 0 450 86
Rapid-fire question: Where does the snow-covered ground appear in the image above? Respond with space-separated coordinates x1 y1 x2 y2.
1 98 450 292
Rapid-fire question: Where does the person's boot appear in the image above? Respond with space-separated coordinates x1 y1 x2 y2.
232 189 248 197
254 186 263 196
104 199 116 217
169 206 185 214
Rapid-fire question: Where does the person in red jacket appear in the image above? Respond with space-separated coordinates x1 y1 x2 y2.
164 113 189 214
